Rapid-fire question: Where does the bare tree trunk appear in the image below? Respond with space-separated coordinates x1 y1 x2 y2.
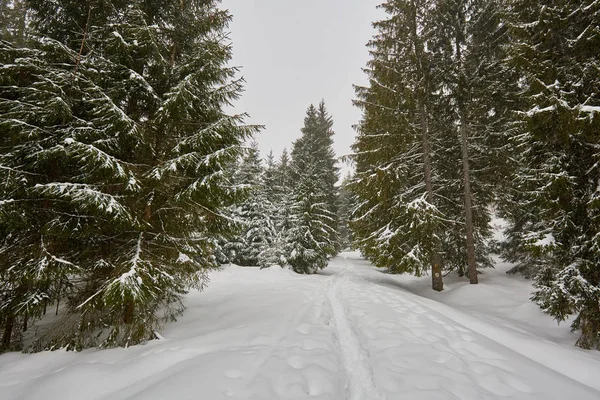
71 5 92 82
410 0 443 292
421 103 443 292
455 9 478 285
460 115 478 284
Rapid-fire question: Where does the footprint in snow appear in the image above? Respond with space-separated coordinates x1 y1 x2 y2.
286 355 305 369
296 323 312 335
443 324 456 332
460 333 475 342
225 370 242 379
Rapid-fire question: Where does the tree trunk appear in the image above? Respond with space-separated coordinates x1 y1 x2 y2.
409 0 443 292
55 288 60 315
1 315 14 351
123 301 134 324
431 252 444 292
460 114 478 284
454 8 478 285
421 102 443 292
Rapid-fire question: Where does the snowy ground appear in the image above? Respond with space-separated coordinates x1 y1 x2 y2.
2 253 600 400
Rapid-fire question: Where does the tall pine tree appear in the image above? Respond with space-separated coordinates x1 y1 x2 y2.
503 0 600 349
0 0 256 351
351 0 446 290
287 103 339 274
351 0 505 289
428 0 510 281
225 142 276 267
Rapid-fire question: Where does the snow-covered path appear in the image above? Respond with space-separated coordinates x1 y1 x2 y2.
1 253 600 400
325 268 383 400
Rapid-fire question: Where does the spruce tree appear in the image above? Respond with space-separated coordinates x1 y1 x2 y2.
273 149 294 240
504 0 600 349
351 0 506 288
287 103 339 274
351 0 445 289
1 36 138 351
337 175 354 250
0 0 255 351
257 150 288 267
427 0 510 281
225 142 276 267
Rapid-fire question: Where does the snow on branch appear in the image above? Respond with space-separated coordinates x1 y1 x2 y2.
32 183 132 221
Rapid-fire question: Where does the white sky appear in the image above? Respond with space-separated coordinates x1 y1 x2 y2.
222 0 384 164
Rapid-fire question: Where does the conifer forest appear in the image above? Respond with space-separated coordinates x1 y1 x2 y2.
1 1 600 399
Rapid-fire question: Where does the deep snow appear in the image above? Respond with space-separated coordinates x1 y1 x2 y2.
1 253 600 400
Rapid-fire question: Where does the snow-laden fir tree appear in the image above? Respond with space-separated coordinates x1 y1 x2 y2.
211 156 245 265
350 0 446 290
0 0 256 351
351 0 506 289
503 0 600 349
426 0 513 281
257 150 290 268
224 142 276 267
272 148 294 242
1 36 138 351
337 174 354 250
287 103 339 274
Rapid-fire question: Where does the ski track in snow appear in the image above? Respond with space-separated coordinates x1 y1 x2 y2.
325 265 383 400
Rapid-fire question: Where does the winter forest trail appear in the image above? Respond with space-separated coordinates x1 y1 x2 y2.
1 253 600 400
324 255 600 400
325 268 383 400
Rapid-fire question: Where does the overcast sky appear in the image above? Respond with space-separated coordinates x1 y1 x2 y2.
221 0 384 164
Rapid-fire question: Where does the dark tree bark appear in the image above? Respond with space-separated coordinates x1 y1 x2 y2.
1 315 14 351
454 12 478 285
459 115 478 284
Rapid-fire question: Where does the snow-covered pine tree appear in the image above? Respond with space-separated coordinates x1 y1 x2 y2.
504 0 600 349
239 188 277 268
350 0 445 290
262 150 278 201
273 148 294 240
351 0 506 288
337 174 354 250
225 142 276 267
1 0 256 351
427 0 511 281
315 103 341 252
223 146 257 265
275 148 292 194
257 150 288 268
287 103 339 274
1 36 138 351
211 157 244 265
